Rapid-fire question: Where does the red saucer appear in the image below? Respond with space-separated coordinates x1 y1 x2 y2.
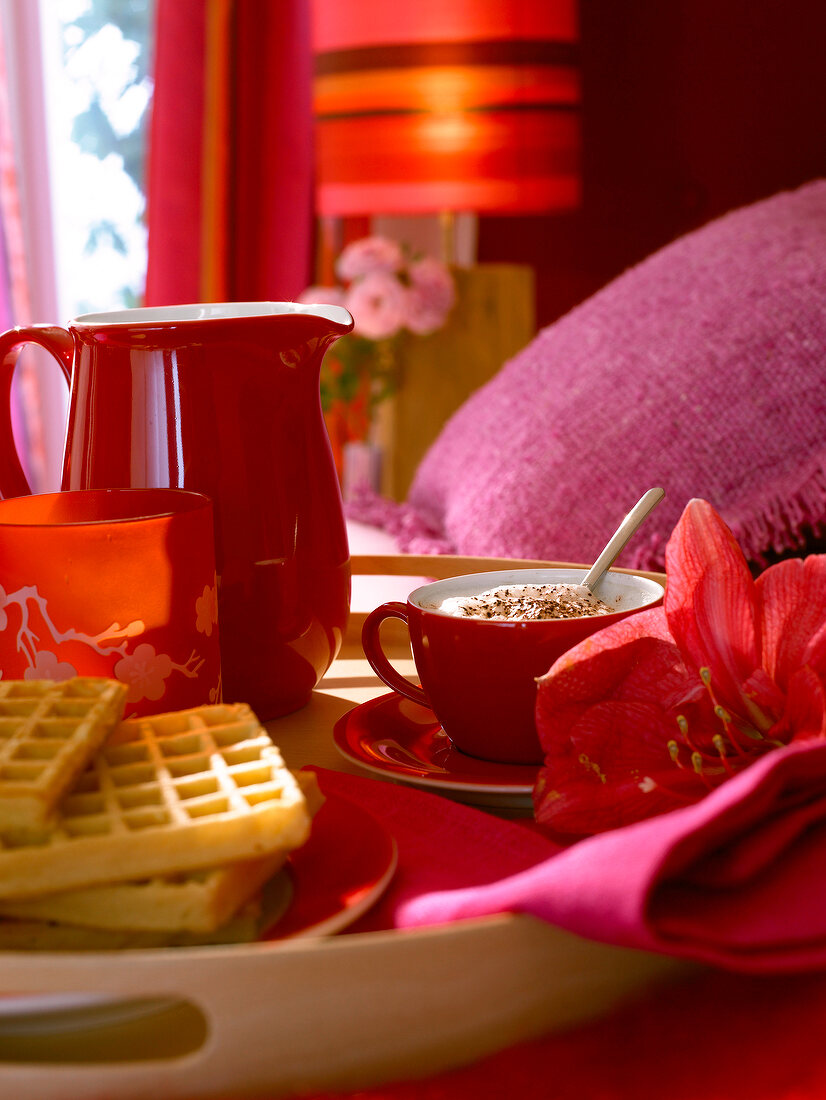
333 693 538 808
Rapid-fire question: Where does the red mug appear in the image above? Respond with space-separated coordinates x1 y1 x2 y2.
0 488 221 717
362 568 665 764
0 304 353 720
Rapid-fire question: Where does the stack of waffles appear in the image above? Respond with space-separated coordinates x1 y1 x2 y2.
0 679 319 949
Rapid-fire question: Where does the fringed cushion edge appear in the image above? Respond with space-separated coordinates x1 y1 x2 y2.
345 487 456 555
627 453 826 573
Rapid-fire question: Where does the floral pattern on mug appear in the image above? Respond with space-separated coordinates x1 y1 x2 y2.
24 650 77 681
209 672 222 704
114 643 205 704
114 643 174 703
0 582 210 712
0 582 136 676
196 579 219 636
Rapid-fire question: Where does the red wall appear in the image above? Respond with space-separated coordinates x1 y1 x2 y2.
479 0 826 330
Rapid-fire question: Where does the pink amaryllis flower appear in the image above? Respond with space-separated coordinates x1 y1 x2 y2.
533 498 826 837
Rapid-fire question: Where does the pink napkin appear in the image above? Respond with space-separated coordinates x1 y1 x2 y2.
314 738 826 973
309 768 559 936
390 739 826 973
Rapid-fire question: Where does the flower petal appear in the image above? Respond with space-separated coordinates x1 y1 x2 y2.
768 665 826 745
665 499 762 717
335 236 404 280
534 698 711 835
535 607 713 835
537 607 673 700
345 271 407 340
757 554 826 690
740 667 787 719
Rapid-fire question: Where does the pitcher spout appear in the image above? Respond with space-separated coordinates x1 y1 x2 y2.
280 302 354 362
289 301 353 334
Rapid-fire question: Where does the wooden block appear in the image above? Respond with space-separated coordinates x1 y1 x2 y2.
375 264 536 500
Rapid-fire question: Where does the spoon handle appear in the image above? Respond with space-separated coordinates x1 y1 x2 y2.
582 487 665 591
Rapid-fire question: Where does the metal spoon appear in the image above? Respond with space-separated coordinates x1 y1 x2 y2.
581 487 665 593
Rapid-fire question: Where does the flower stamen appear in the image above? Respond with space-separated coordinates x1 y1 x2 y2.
712 732 735 775
691 750 714 789
671 712 728 783
700 666 763 754
675 710 717 758
675 712 705 754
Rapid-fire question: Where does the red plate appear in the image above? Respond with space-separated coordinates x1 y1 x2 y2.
0 793 397 1030
262 791 397 940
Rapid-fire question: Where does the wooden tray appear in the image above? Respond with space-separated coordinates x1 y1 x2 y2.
0 555 678 1098
0 917 683 1098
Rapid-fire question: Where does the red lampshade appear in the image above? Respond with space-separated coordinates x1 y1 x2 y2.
311 0 581 217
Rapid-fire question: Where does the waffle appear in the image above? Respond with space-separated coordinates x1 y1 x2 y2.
0 859 296 950
0 772 323 933
0 898 281 950
0 678 128 836
0 852 286 933
0 703 312 900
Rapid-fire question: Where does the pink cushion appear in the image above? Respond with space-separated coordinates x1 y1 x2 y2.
350 181 826 571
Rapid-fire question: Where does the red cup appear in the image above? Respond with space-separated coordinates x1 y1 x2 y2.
363 568 664 764
0 488 222 717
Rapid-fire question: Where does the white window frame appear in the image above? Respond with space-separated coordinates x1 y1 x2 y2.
2 0 68 491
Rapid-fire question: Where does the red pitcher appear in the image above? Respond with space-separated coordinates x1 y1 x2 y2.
0 303 354 719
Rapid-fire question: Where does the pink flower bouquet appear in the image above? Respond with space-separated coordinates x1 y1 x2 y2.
299 236 456 418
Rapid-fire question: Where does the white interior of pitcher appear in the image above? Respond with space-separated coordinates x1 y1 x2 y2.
73 302 352 326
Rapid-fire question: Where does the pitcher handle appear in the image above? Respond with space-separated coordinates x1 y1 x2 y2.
0 325 74 498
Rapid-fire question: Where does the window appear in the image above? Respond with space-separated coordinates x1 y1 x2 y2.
40 0 154 317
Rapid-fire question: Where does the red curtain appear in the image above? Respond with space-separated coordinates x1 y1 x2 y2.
145 0 314 305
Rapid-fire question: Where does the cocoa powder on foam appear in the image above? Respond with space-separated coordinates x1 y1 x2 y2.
432 584 616 622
